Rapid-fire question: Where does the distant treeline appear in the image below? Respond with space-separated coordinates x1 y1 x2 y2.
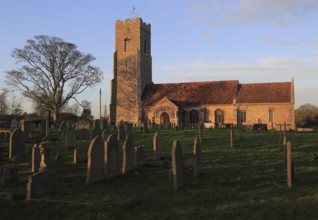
295 103 318 127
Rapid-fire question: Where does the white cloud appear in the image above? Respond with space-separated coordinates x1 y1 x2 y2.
188 0 318 26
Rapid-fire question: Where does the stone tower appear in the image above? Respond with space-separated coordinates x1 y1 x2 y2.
110 17 152 125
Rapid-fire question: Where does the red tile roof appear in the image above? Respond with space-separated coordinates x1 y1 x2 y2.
236 82 291 103
142 80 239 106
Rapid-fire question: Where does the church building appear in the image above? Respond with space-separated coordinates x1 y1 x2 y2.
109 17 295 130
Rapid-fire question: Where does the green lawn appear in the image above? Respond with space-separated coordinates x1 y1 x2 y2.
1 128 318 219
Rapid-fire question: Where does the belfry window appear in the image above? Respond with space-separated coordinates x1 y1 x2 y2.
124 38 130 52
144 39 147 54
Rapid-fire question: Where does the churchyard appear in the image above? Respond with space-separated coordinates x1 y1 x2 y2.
0 124 318 219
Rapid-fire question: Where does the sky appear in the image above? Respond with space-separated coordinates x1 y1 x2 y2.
1 0 318 118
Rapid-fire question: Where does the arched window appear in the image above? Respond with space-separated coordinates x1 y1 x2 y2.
190 110 199 124
215 109 224 126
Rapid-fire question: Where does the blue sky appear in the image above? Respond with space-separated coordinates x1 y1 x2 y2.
1 0 318 117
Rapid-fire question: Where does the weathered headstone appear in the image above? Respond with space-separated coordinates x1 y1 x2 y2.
118 122 125 140
171 139 184 190
10 119 18 129
73 147 87 164
102 129 109 141
134 145 145 167
287 142 294 187
39 142 51 172
26 171 55 200
104 134 120 178
122 133 134 174
65 127 75 150
20 120 33 139
0 167 18 187
193 136 202 177
86 136 104 185
153 132 161 160
32 144 41 173
9 129 25 159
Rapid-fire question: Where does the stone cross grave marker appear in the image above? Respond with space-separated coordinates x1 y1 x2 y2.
9 128 25 159
172 139 184 190
104 134 120 178
193 136 202 177
153 132 161 160
122 133 134 174
86 136 104 185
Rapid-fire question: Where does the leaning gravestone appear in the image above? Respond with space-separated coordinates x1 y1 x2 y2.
153 132 161 160
193 136 202 177
134 145 145 167
122 133 134 174
10 119 18 129
86 136 104 185
0 167 18 187
104 134 120 178
65 127 75 150
73 147 86 164
32 144 41 173
9 129 25 159
172 139 184 190
26 171 55 200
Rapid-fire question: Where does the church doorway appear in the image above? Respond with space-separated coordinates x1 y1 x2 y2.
160 112 170 124
215 109 224 128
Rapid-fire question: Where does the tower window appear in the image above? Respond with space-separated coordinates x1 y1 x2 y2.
144 39 147 54
124 38 130 52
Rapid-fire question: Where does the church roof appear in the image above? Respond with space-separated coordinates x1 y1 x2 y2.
142 80 292 107
142 80 239 106
235 82 291 103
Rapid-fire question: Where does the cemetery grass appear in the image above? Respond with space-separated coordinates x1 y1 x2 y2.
1 128 318 219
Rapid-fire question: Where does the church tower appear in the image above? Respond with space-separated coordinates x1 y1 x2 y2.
110 17 152 125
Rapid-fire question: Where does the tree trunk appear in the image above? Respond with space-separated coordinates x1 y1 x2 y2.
52 110 59 124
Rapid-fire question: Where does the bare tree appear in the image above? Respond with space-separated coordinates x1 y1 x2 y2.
0 89 9 115
6 35 103 122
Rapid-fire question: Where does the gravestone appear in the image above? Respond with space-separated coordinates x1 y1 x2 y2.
153 132 161 160
134 145 145 167
125 122 133 137
172 139 184 190
86 136 104 184
91 119 101 139
193 136 202 177
198 126 203 143
230 127 234 148
9 129 25 159
65 127 76 150
73 147 86 164
39 142 51 172
104 134 120 178
287 142 294 187
20 120 33 139
10 119 18 129
122 133 134 174
59 121 66 142
26 171 55 200
0 167 18 187
118 122 125 140
102 129 109 141
32 144 41 173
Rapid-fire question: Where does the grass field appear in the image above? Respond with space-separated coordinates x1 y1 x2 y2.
1 128 318 219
